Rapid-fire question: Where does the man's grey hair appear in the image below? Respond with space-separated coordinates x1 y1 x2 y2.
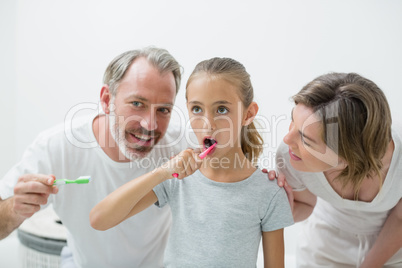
103 47 182 96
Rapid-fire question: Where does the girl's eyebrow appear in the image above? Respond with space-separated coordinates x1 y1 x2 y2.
188 100 232 105
188 101 202 105
213 100 232 105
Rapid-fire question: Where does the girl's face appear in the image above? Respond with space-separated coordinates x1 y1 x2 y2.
283 104 342 172
186 75 248 159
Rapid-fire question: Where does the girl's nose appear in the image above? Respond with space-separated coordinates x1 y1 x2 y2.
202 115 216 131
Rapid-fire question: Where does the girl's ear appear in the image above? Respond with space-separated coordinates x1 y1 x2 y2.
100 85 112 114
243 102 259 126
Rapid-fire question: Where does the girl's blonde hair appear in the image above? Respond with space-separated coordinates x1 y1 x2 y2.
293 72 392 198
186 57 263 164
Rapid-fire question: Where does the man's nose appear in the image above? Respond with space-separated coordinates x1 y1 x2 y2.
140 113 158 131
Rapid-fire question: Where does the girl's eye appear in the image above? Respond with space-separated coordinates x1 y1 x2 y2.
192 106 202 114
217 106 228 114
132 101 143 107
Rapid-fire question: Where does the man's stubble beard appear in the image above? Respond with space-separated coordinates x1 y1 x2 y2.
108 109 153 161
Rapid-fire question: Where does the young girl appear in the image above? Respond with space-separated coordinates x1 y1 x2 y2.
90 57 294 267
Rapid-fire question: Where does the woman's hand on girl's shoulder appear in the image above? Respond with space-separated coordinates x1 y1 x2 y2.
262 169 294 212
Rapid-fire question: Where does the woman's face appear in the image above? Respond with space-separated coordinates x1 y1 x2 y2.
283 104 342 172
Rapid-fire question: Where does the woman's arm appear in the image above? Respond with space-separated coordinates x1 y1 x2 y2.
262 229 285 268
359 198 402 268
292 189 317 222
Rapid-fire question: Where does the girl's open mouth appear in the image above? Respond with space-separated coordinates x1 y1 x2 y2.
203 137 217 149
202 137 217 157
204 138 216 149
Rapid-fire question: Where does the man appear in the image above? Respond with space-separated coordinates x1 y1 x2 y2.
0 47 187 267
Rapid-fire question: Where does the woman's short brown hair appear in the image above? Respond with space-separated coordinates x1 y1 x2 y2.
293 72 392 198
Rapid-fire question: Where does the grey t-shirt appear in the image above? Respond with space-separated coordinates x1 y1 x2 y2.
153 169 294 268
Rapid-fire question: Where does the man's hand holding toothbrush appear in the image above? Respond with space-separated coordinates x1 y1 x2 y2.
12 174 58 219
0 174 57 239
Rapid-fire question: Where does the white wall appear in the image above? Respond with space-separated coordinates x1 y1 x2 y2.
1 0 402 266
0 0 16 177
3 0 402 169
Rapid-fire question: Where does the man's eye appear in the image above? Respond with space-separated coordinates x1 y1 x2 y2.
217 106 228 114
132 101 143 107
192 106 202 114
158 108 171 114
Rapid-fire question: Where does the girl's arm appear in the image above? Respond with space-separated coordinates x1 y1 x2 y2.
90 149 201 231
90 167 168 231
262 229 285 268
268 172 317 222
359 198 402 268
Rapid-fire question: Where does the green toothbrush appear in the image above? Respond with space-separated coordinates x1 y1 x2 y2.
53 176 91 185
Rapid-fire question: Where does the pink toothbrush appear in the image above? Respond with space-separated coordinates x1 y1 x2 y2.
172 142 217 178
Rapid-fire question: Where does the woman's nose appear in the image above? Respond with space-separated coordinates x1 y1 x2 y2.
283 122 296 146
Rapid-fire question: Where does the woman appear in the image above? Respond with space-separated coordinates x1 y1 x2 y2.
274 72 402 267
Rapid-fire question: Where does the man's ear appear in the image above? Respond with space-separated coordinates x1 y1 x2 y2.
243 102 259 126
100 85 112 114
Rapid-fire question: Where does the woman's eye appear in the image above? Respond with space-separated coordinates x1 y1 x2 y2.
192 106 202 114
217 106 228 114
300 135 311 147
132 101 143 107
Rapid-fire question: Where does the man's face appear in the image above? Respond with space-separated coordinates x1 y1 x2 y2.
107 57 176 160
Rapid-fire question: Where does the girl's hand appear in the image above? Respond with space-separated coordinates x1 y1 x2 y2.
160 149 202 179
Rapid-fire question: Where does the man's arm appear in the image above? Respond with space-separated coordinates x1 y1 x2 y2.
0 174 57 240
360 198 402 268
0 197 25 239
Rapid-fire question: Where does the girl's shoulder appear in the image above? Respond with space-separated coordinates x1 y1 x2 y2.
248 169 284 194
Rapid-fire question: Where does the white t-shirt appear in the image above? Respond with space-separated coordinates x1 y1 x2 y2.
276 123 402 234
0 113 188 268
